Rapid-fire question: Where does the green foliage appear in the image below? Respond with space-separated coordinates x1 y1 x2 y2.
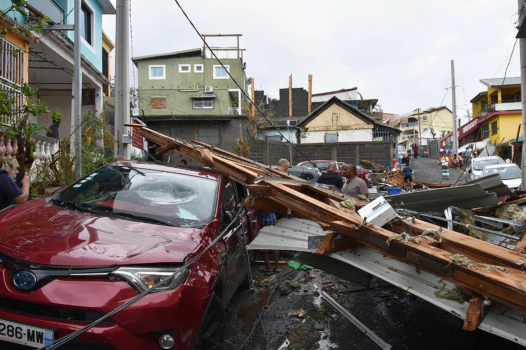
31 112 115 195
0 0 52 39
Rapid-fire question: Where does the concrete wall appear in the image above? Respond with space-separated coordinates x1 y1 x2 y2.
146 117 249 159
302 129 372 143
137 57 246 116
36 90 97 141
249 140 391 167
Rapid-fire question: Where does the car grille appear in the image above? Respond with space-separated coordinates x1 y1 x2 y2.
0 339 114 350
0 296 115 325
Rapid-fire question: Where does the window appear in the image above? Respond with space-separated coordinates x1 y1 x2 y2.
481 124 490 139
325 133 338 143
149 65 165 80
332 113 339 124
179 64 191 73
198 127 219 145
491 121 498 135
423 128 428 132
193 98 214 109
422 116 428 121
81 2 93 45
213 65 229 79
150 97 166 109
194 64 203 73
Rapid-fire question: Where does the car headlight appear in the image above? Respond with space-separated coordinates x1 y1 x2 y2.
110 266 188 293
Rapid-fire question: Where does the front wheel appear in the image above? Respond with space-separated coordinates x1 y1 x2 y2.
193 295 225 350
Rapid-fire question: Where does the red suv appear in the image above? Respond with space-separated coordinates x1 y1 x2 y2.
0 162 257 350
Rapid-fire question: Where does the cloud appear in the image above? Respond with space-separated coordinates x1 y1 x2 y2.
103 0 521 116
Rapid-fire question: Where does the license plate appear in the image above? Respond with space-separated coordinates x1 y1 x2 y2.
0 318 54 348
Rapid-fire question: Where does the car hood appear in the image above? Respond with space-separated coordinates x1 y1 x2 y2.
0 199 204 267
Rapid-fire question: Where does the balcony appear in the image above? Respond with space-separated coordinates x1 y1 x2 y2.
228 107 241 115
401 122 419 129
494 102 521 112
26 0 64 24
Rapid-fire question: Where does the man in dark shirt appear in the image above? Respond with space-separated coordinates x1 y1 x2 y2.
317 162 344 190
46 117 61 139
402 165 413 190
0 146 30 210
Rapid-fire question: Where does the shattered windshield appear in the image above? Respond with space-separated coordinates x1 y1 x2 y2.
483 166 521 180
473 158 504 171
54 166 217 227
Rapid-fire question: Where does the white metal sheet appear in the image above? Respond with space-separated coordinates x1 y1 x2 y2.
250 218 526 347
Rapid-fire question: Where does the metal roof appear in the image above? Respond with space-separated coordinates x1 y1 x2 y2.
480 77 521 87
132 48 202 64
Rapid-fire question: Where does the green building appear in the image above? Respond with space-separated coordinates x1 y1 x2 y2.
133 48 249 152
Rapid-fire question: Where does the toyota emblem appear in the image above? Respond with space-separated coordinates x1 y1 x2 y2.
13 271 37 291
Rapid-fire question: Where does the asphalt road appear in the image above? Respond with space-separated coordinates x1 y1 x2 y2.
409 156 467 185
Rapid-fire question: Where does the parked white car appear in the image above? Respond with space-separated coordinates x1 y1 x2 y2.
481 163 522 189
466 156 505 181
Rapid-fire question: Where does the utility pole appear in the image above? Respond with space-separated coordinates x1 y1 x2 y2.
519 0 526 189
289 75 293 118
451 60 458 155
73 0 82 180
114 0 131 158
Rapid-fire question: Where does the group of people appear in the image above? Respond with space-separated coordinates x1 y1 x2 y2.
316 162 369 199
258 159 369 274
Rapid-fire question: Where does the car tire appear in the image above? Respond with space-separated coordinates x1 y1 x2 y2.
193 295 225 350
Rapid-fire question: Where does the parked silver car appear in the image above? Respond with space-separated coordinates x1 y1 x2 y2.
466 156 505 181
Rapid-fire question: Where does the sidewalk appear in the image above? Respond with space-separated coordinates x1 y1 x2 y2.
409 156 466 185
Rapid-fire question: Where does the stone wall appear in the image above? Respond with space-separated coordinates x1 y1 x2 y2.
249 140 391 166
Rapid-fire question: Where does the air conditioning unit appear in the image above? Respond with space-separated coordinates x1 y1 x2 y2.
287 120 297 126
205 86 214 93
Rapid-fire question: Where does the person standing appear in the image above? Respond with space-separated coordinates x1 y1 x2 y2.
441 152 450 179
259 158 290 274
317 162 344 190
402 165 413 190
413 144 419 160
341 164 368 199
0 146 30 210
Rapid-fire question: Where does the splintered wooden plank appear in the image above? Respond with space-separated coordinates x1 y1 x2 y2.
131 125 526 313
392 218 526 269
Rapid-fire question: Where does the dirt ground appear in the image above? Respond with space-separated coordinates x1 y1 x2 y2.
224 260 525 350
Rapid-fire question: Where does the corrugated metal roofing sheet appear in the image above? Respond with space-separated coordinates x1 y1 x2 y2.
480 77 521 87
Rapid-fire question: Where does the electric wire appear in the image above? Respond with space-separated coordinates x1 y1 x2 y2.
38 201 247 350
171 0 317 168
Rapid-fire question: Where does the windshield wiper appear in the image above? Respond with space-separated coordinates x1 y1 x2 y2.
87 208 176 227
52 199 90 211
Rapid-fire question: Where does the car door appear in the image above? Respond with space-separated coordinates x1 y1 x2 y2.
220 179 245 302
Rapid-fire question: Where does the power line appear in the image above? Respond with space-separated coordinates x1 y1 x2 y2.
172 0 316 167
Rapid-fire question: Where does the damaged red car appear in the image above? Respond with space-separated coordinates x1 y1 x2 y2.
0 162 258 350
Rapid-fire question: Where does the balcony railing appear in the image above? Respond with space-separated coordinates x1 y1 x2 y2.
0 37 25 126
401 122 418 129
228 107 241 115
494 102 521 112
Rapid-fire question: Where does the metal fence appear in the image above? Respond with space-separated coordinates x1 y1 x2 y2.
0 36 25 126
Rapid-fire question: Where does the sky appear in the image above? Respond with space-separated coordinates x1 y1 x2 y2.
103 0 522 121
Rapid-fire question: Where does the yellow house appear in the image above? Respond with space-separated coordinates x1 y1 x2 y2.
462 77 522 145
102 31 115 96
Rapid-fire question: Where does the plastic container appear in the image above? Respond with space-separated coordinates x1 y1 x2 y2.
386 187 402 195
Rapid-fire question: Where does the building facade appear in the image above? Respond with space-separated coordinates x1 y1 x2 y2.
297 97 399 144
388 106 453 147
460 77 522 146
133 48 249 152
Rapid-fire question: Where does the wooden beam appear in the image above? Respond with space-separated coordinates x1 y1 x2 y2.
316 232 360 255
463 294 493 331
200 148 215 168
